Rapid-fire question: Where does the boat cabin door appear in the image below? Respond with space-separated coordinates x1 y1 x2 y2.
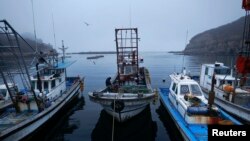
169 81 178 108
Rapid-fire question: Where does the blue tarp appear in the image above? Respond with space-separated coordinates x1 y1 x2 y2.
55 60 76 69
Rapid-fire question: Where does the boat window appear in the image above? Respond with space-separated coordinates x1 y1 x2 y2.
227 80 232 85
180 85 189 95
31 81 36 89
190 84 202 96
214 68 230 75
0 89 7 97
172 83 176 92
44 81 48 90
175 87 178 94
51 80 55 89
51 70 55 75
44 69 49 75
220 80 225 85
205 67 208 75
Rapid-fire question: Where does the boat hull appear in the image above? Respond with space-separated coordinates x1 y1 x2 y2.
202 88 250 123
89 93 155 122
0 78 83 141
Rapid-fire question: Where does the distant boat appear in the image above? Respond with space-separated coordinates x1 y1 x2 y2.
199 62 250 123
159 70 241 140
0 20 84 141
88 28 155 122
86 55 104 59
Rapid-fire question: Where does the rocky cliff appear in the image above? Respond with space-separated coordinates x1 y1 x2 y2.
183 16 245 55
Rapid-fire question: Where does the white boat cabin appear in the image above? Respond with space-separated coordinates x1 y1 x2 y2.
199 62 250 106
0 83 14 101
169 73 212 124
199 62 240 91
169 74 207 116
30 67 67 101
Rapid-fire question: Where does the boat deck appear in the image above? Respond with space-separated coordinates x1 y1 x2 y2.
0 77 83 134
119 85 151 94
0 100 12 112
0 110 38 132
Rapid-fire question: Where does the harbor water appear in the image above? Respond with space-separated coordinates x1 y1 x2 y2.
27 52 235 141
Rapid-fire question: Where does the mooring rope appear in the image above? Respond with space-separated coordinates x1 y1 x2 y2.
111 95 116 141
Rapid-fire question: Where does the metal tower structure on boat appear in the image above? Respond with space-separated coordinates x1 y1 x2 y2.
236 1 250 86
115 28 139 85
0 20 41 112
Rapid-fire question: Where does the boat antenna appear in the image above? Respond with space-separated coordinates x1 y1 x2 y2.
31 0 38 53
129 4 132 28
182 30 188 71
52 13 57 50
52 13 57 66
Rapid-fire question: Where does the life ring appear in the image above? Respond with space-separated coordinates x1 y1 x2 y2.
110 100 125 112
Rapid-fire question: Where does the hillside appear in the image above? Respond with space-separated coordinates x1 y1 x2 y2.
0 32 54 56
183 16 245 55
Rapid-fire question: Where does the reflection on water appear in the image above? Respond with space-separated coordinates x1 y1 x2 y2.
24 96 85 141
156 102 184 141
91 106 157 141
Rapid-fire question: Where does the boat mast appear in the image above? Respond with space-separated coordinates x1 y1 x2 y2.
115 28 139 85
59 40 68 63
208 73 216 109
0 69 20 112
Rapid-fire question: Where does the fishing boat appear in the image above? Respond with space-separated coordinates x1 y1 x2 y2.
196 1 250 123
199 62 250 122
86 55 104 60
159 70 241 141
89 28 155 122
0 20 84 141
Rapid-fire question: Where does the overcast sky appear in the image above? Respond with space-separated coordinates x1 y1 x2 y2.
0 0 245 52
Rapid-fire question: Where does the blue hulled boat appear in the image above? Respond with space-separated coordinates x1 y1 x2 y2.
159 71 241 141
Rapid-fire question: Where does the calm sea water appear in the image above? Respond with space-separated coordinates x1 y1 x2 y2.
29 52 235 141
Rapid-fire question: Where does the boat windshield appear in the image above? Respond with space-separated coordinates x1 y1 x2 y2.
180 84 202 96
190 84 202 96
214 68 230 75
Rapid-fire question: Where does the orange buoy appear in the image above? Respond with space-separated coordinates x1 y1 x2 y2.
218 120 234 125
223 85 234 93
